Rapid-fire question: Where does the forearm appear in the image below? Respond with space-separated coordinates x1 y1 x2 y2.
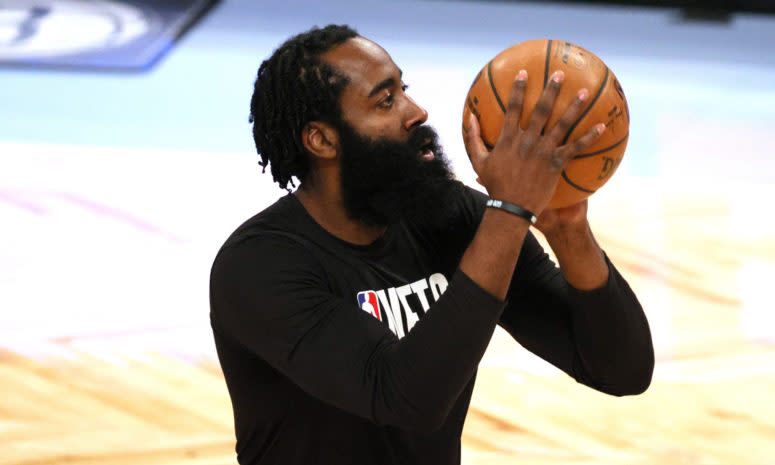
459 207 532 300
384 208 531 426
501 233 653 396
567 257 654 395
545 222 653 392
381 269 506 430
543 219 608 291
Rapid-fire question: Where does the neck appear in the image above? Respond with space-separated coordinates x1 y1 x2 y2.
294 180 387 246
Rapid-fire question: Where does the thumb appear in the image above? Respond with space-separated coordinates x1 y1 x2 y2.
463 112 489 172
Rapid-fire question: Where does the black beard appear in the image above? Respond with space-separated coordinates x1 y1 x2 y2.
337 121 464 229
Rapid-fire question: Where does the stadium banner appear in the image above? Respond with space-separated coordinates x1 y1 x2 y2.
0 0 220 71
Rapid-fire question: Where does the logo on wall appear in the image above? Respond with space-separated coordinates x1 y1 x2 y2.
0 0 219 71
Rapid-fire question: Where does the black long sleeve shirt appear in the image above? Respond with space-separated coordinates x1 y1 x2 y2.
209 185 654 465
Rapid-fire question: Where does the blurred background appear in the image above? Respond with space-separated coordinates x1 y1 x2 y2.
2 1 774 464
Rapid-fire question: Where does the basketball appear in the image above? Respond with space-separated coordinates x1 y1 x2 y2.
463 39 630 209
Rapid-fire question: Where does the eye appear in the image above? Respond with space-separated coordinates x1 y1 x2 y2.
378 91 395 109
377 84 409 109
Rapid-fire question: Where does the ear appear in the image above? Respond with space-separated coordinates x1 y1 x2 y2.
302 121 339 160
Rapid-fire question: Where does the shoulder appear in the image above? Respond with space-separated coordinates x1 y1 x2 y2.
209 226 329 325
211 194 326 286
220 194 303 248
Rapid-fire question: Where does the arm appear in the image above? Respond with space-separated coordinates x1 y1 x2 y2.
460 68 653 396
537 202 609 291
499 228 654 396
210 235 506 433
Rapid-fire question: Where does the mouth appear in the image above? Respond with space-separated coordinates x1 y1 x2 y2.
418 139 435 161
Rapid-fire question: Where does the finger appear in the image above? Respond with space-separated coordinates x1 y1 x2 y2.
463 112 489 170
500 70 528 140
525 70 564 136
547 88 589 144
555 123 606 164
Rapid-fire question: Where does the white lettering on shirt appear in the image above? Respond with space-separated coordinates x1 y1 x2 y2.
429 273 448 301
395 283 419 332
357 273 449 339
377 289 405 339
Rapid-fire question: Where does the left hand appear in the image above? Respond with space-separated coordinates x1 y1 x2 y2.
534 198 609 290
534 199 589 238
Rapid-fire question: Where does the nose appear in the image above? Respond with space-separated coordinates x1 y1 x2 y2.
404 95 428 131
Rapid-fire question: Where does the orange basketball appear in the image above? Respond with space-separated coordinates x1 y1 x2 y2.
462 39 630 209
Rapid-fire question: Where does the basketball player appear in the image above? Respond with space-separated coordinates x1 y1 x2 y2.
209 25 654 465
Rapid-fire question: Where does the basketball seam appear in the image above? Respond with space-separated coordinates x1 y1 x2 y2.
541 40 552 136
543 39 552 89
488 61 507 114
573 133 629 159
561 66 610 145
561 170 596 193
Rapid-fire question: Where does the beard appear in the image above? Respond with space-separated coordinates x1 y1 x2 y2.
337 121 465 229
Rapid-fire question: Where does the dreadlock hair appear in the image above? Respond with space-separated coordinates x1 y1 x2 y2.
249 24 358 190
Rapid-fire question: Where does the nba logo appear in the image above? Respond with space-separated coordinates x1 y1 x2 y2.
357 291 381 322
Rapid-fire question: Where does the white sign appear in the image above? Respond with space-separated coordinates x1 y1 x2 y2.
0 0 154 58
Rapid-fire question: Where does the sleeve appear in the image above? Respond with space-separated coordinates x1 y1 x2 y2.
209 234 507 432
498 232 655 396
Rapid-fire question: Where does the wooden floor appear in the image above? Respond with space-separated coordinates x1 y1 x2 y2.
3 181 774 465
3 0 775 462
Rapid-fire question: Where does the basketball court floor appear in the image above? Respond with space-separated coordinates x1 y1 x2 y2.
1 0 774 463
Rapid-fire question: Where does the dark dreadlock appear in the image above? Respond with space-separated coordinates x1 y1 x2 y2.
249 24 358 190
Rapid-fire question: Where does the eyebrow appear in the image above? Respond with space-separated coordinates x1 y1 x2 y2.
367 69 403 98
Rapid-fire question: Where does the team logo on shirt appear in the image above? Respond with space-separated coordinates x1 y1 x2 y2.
356 273 449 339
357 291 382 322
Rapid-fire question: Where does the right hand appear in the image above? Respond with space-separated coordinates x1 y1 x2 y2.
464 69 606 216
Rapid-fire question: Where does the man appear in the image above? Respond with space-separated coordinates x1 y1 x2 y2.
209 24 653 465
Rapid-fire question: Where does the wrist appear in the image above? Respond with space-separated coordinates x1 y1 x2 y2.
542 218 591 244
485 198 537 225
545 222 609 290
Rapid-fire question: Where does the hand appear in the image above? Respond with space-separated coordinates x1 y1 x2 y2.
464 69 605 217
535 200 588 236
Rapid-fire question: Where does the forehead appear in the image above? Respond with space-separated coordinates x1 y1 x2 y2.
320 37 400 97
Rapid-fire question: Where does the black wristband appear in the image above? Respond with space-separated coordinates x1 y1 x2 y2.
485 199 537 224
